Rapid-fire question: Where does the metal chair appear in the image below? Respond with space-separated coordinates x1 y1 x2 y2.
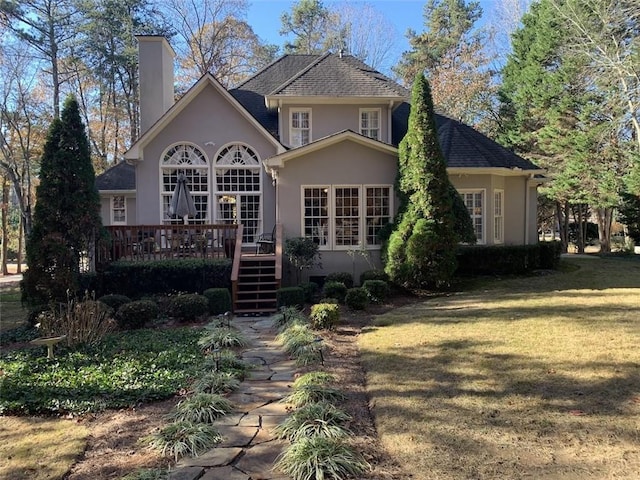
256 225 276 254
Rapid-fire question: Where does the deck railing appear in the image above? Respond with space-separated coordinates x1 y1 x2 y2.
97 224 241 265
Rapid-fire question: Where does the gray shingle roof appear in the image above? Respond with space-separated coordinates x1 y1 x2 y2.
95 161 135 191
270 53 408 98
392 102 540 170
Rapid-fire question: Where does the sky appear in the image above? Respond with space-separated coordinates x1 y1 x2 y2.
245 0 510 71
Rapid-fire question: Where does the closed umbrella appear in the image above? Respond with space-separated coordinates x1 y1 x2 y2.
169 173 196 222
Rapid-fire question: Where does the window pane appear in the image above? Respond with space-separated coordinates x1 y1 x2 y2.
335 187 360 246
365 187 390 245
462 191 484 243
303 187 328 246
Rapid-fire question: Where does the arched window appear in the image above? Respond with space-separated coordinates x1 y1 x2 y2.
161 144 209 224
215 144 262 243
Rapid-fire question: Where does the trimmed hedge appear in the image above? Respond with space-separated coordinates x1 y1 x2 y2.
277 287 305 308
322 281 347 303
456 242 563 276
85 259 232 298
168 294 209 322
362 280 389 304
359 269 389 286
203 288 232 315
98 294 132 311
116 300 159 329
345 287 368 310
324 272 354 289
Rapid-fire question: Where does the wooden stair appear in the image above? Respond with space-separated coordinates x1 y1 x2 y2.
233 254 279 314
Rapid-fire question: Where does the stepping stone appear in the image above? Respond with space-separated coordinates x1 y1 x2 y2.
259 414 288 430
245 370 273 381
218 425 259 447
215 413 244 426
200 466 250 480
177 447 243 467
237 413 261 427
271 372 295 382
168 466 204 480
234 440 289 479
252 401 290 416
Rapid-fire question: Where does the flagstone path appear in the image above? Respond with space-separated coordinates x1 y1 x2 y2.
169 316 294 480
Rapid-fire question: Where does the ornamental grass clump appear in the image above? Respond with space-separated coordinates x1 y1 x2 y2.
198 326 248 350
274 401 352 441
147 421 221 461
168 393 233 424
292 372 335 389
277 323 317 358
274 435 370 480
272 306 307 332
202 349 251 380
284 383 345 408
192 371 241 394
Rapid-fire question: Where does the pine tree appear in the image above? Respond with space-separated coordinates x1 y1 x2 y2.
385 74 460 289
23 95 102 304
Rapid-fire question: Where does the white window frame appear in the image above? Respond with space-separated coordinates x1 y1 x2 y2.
160 142 210 225
290 108 312 147
494 189 504 244
459 189 485 244
365 185 392 248
301 184 393 251
301 186 330 249
359 108 381 140
111 195 126 224
214 143 262 244
333 185 361 250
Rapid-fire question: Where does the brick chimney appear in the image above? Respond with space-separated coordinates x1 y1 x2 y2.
136 36 175 134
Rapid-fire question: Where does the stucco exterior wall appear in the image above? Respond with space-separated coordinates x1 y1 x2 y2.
135 84 277 232
281 104 391 146
99 195 136 226
276 139 397 283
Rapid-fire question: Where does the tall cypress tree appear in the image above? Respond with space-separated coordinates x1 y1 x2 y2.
385 74 460 289
24 95 102 303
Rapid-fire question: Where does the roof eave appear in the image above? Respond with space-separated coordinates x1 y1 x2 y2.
447 167 546 176
265 95 406 109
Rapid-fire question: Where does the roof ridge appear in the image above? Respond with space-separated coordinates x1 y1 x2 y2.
268 52 331 95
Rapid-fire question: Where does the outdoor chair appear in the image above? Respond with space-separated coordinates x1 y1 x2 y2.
256 225 276 254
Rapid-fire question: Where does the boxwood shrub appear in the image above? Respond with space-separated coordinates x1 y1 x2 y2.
203 288 232 315
299 282 319 303
277 286 305 308
116 300 159 329
345 287 368 310
98 294 132 312
324 272 354 289
359 269 389 285
168 294 209 322
362 279 389 304
309 303 340 330
322 281 347 303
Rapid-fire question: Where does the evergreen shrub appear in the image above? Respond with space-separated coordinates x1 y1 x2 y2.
359 269 389 285
202 288 232 315
116 300 159 329
168 294 209 322
277 287 305 308
309 303 340 330
98 294 132 312
299 281 319 303
362 280 389 304
324 272 354 288
456 242 562 275
345 288 369 310
322 281 347 303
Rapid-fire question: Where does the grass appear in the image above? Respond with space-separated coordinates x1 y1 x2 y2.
0 287 27 333
359 256 640 479
0 416 88 480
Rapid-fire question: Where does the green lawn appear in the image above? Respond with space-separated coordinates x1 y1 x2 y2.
360 256 640 479
0 287 27 333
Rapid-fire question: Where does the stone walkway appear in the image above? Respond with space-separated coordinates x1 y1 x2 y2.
169 316 294 480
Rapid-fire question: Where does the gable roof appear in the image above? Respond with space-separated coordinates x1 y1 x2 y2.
125 73 285 161
95 161 135 192
263 129 397 169
392 102 541 172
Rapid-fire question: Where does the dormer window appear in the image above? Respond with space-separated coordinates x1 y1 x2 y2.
360 108 380 140
290 109 311 147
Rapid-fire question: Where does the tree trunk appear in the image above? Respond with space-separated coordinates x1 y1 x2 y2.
556 201 570 253
596 207 613 253
1 178 9 275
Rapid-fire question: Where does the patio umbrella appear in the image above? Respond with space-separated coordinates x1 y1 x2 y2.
169 173 196 222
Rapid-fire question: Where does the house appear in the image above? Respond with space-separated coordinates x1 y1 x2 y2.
96 35 543 290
